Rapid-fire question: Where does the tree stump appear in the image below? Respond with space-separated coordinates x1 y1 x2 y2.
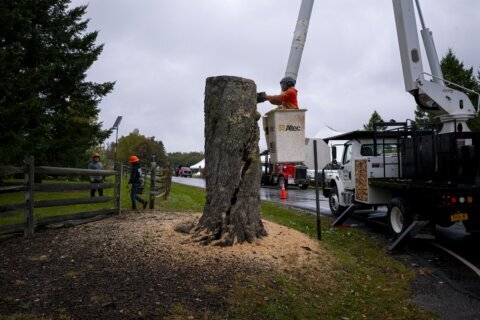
196 76 267 246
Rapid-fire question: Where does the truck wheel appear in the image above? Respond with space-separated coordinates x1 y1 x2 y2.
300 184 309 190
329 186 346 217
387 197 412 238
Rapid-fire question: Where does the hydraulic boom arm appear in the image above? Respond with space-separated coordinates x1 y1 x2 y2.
392 0 478 133
285 0 314 81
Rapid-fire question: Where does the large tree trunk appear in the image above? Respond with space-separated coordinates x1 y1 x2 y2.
196 76 267 246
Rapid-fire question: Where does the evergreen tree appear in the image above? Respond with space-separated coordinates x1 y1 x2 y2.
413 107 438 130
0 0 114 166
414 49 480 131
363 110 386 131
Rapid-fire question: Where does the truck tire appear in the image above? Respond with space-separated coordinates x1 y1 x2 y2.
300 184 309 190
387 197 412 238
329 186 346 217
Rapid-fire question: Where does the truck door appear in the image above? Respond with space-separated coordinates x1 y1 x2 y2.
340 143 355 190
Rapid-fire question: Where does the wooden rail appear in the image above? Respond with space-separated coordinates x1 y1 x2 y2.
141 163 171 209
121 162 171 209
0 156 122 238
1 157 171 238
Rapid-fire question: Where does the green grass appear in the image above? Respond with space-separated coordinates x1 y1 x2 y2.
155 183 205 212
155 183 435 319
0 178 118 226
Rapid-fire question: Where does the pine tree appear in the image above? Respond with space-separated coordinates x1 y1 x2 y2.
0 0 114 166
414 49 479 131
363 110 386 131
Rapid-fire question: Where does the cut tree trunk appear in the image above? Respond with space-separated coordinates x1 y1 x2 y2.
196 76 267 246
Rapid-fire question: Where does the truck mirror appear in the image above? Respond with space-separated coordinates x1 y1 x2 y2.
332 146 337 161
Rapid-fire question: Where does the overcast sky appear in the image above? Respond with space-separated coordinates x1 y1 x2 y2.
69 0 480 153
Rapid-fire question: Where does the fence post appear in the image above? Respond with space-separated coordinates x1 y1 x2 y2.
163 167 170 200
114 162 122 214
149 161 156 209
24 156 35 238
168 168 171 197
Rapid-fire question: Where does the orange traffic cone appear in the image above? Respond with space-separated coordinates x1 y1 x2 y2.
280 182 287 199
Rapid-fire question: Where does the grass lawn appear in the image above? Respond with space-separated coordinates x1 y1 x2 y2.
158 183 435 319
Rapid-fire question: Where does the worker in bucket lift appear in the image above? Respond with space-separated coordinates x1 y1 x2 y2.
264 77 298 110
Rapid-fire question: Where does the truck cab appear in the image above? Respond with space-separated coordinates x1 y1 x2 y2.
324 127 480 238
261 150 308 189
324 131 400 216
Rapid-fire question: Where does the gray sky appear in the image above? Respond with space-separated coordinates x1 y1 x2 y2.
70 0 480 153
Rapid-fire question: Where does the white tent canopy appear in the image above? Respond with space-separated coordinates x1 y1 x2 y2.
190 159 205 170
311 123 344 139
304 123 345 170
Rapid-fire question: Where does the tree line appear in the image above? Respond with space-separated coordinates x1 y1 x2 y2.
104 129 203 170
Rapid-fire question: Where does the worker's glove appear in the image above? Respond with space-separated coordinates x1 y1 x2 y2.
256 92 267 103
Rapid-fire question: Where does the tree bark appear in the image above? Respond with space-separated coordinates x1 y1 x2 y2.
196 76 267 246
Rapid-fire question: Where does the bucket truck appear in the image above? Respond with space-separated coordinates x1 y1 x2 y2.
323 0 480 244
259 0 314 189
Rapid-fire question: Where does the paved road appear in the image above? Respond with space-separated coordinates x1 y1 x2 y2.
173 176 333 214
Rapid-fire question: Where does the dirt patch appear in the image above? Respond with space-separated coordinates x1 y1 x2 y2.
0 211 334 319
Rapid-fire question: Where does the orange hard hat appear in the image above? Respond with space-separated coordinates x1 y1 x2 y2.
129 155 139 163
92 152 100 158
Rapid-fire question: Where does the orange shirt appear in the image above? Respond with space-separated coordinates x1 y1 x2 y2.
281 87 298 109
267 87 298 109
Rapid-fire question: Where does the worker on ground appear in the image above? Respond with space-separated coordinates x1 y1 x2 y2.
127 155 148 211
88 152 104 197
265 76 298 110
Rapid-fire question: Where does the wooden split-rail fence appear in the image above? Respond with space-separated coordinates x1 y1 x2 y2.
0 156 171 238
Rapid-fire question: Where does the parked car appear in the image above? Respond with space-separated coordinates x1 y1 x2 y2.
178 166 192 177
175 165 188 176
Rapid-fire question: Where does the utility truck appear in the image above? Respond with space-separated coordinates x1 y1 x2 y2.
323 0 480 241
260 150 309 189
258 0 314 190
261 108 309 189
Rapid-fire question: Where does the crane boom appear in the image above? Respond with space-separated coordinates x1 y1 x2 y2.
392 0 477 133
284 0 314 81
392 0 424 93
415 0 444 86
